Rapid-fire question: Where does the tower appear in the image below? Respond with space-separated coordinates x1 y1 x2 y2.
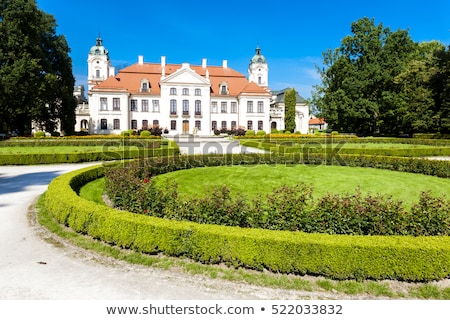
87 36 112 91
248 46 268 87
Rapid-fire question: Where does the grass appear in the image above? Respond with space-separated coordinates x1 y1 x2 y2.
153 165 450 209
35 193 450 300
79 178 106 205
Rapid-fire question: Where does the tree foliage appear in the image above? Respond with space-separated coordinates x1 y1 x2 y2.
312 17 450 135
284 88 296 132
0 0 76 135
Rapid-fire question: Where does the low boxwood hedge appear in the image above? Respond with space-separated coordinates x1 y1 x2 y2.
240 140 450 157
0 141 179 165
43 163 450 281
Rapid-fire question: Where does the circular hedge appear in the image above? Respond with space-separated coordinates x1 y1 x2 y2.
42 154 450 281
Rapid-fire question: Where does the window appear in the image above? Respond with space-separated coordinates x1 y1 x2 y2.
221 102 227 113
211 101 218 113
258 120 263 131
183 100 189 115
152 100 160 112
112 119 119 130
195 120 201 130
100 97 107 111
141 82 149 92
258 76 261 85
170 120 177 130
257 101 264 113
153 120 159 127
220 83 228 95
231 121 237 130
195 88 201 96
95 70 100 78
142 120 148 129
100 118 107 130
113 98 120 111
195 100 201 115
170 100 177 115
131 120 137 129
130 99 138 112
182 88 189 95
141 99 149 112
247 120 253 130
231 102 237 113
247 101 253 113
221 121 227 130
211 121 217 130
170 88 177 95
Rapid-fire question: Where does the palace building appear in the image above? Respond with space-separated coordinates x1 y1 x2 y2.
75 37 309 135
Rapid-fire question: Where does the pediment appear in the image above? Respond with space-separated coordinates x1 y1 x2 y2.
161 65 210 85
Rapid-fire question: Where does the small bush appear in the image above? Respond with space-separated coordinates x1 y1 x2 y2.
140 130 151 137
256 130 266 136
245 130 255 136
34 131 45 138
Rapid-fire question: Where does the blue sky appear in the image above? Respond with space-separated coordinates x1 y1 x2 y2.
36 0 450 99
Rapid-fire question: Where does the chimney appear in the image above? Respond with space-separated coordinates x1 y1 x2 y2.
161 56 166 77
138 55 144 65
202 58 207 68
222 60 228 68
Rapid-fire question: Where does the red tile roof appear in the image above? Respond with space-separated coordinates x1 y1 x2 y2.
92 62 270 97
309 117 326 125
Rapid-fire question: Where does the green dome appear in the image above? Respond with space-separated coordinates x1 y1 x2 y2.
250 46 266 64
89 37 108 56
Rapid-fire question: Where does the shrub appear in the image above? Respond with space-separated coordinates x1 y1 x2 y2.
256 130 266 136
140 130 151 137
245 130 255 136
34 131 45 138
121 130 131 137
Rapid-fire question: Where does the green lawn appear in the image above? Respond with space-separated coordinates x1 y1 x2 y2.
153 165 450 209
79 178 106 205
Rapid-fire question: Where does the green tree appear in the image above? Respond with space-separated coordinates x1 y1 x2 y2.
431 45 450 133
0 0 76 135
313 17 419 135
284 88 296 132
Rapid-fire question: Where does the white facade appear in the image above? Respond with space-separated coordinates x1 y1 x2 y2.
75 39 308 136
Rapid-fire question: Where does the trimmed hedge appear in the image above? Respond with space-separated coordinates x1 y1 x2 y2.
0 140 179 165
43 160 450 281
0 138 161 147
240 140 450 157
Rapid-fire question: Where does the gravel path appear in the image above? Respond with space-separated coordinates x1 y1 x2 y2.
0 163 321 300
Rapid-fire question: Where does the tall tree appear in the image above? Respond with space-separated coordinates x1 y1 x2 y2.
313 18 419 135
0 0 75 135
431 45 450 133
284 88 296 132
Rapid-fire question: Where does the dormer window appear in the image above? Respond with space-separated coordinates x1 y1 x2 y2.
220 82 228 95
140 79 150 92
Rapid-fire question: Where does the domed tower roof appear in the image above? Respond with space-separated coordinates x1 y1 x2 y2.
89 36 109 56
250 46 267 65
